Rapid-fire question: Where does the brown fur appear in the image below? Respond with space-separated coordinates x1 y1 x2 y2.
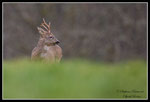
31 18 62 62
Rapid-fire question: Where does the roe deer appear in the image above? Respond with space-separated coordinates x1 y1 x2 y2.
31 18 62 62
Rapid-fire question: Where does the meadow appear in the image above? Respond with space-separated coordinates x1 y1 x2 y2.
3 58 147 99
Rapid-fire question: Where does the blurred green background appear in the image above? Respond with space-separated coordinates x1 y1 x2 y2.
3 59 147 99
3 3 147 99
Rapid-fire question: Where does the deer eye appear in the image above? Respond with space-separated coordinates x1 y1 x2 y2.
49 36 53 39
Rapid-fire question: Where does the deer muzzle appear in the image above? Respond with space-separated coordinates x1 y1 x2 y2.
56 40 60 44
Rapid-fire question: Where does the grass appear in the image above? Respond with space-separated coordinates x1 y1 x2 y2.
3 58 147 99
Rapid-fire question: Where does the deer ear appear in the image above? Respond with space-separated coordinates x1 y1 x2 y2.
40 34 45 38
37 27 46 37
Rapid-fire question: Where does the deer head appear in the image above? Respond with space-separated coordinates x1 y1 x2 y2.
37 18 60 46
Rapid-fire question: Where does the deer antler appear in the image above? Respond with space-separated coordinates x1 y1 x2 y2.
37 18 51 35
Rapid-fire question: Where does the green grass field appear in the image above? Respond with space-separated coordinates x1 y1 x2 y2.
3 58 147 99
